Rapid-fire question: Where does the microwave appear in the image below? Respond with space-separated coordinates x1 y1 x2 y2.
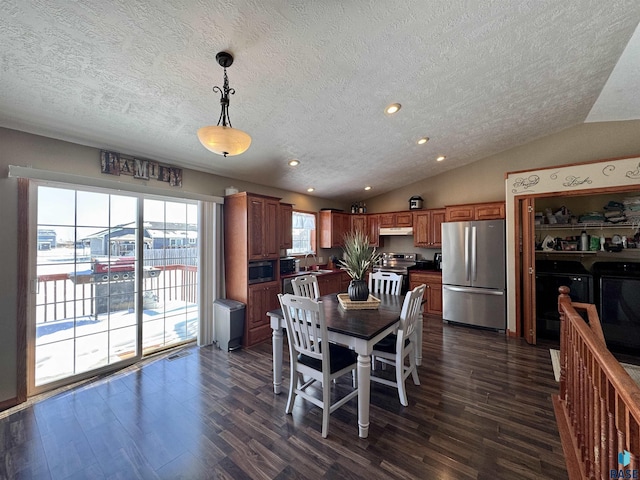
248 260 275 284
280 257 296 275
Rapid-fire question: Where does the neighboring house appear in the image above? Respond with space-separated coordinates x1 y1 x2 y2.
37 229 56 250
82 221 197 256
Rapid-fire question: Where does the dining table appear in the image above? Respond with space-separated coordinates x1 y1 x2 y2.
267 292 423 439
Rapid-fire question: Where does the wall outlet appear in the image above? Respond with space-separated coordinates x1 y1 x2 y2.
318 257 324 264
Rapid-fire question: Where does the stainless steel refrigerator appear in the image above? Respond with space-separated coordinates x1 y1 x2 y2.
441 219 506 330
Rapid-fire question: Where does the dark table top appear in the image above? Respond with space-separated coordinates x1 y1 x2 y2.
269 292 404 340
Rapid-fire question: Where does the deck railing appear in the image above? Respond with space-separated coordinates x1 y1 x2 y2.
36 265 197 323
553 285 640 480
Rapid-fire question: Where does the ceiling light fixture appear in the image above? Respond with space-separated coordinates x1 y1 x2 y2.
364 186 372 191
436 155 446 162
197 51 251 157
385 103 401 115
417 137 429 145
307 187 315 192
288 159 300 166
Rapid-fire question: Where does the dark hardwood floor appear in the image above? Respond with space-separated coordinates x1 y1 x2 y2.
0 316 567 479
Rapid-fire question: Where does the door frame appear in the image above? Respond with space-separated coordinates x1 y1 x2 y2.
506 155 640 340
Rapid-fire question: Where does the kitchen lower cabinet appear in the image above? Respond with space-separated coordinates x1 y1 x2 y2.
317 272 342 296
246 281 280 346
409 271 442 315
339 271 351 292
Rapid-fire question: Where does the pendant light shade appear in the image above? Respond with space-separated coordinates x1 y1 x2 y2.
198 51 251 157
197 125 251 156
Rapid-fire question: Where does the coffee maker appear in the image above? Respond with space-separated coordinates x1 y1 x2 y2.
434 252 442 270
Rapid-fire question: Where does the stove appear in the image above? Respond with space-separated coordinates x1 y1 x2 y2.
374 252 417 292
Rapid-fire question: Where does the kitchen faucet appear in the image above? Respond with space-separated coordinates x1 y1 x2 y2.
303 252 317 271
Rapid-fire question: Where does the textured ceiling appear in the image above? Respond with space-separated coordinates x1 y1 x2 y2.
1 1 640 202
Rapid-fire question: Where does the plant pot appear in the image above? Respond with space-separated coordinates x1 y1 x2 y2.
348 279 369 301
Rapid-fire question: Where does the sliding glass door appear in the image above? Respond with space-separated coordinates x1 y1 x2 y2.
30 184 198 394
142 199 198 353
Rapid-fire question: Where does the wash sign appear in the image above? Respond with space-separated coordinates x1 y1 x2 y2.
611 450 639 479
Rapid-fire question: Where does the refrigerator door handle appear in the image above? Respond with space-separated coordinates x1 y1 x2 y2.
464 226 470 281
443 285 504 296
470 226 477 282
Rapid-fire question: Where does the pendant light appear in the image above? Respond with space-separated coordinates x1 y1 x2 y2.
197 51 251 157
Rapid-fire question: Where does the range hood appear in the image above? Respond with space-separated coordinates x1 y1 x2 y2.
379 227 414 236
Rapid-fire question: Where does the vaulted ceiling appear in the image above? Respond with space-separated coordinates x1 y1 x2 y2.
1 1 639 201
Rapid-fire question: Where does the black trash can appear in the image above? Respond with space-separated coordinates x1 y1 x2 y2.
213 299 245 351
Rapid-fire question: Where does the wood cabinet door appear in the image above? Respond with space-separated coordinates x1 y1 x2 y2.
367 214 380 247
246 281 280 346
263 199 280 258
279 203 293 250
320 212 349 248
247 197 265 260
379 213 395 227
410 272 442 315
339 272 351 293
332 213 350 247
426 282 443 314
413 211 430 247
351 215 367 234
430 209 446 246
474 202 505 220
446 205 474 222
395 212 413 227
318 274 341 296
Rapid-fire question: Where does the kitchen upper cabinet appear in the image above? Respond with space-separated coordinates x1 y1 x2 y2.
445 201 505 222
319 211 350 248
351 214 380 247
248 195 280 260
379 211 413 228
279 203 293 250
413 209 446 247
409 271 442 315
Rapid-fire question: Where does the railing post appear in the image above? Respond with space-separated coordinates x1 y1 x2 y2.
558 285 571 401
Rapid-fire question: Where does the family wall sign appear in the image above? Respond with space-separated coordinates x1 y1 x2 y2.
100 150 182 187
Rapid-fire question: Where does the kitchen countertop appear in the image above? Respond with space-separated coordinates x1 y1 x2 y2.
281 268 344 279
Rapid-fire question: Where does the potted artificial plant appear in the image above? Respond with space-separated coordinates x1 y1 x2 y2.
339 230 381 301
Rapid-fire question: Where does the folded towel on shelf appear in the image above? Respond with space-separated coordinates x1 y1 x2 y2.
604 210 624 218
604 201 625 211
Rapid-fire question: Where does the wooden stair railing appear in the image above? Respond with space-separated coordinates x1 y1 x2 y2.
553 285 640 480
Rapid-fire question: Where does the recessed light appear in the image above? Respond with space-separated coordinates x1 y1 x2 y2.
417 137 429 145
364 186 372 191
385 103 401 115
307 187 315 192
436 155 446 162
288 159 300 166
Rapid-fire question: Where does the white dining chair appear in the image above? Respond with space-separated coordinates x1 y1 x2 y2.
291 274 321 300
278 293 359 438
368 271 403 295
370 284 425 406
